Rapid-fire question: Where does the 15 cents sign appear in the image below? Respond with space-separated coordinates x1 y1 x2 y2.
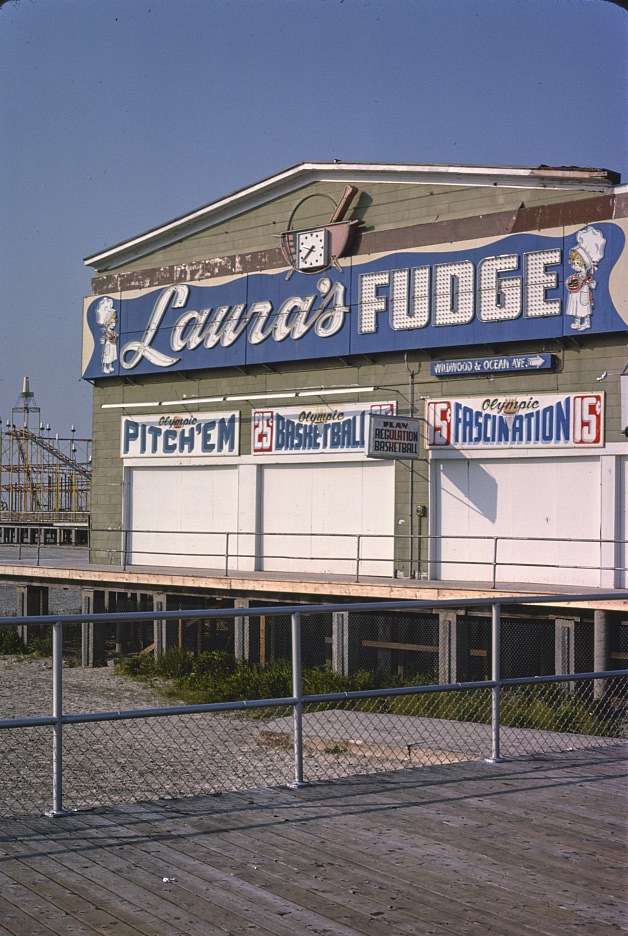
426 393 604 449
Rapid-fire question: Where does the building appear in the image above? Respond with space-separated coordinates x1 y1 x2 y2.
81 161 628 675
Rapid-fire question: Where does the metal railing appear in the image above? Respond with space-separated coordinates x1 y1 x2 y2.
111 527 628 584
1 525 626 588
1 591 627 817
0 521 89 557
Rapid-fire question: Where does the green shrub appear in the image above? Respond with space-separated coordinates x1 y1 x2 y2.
24 630 53 658
499 684 620 737
115 653 156 677
114 652 621 738
0 627 25 655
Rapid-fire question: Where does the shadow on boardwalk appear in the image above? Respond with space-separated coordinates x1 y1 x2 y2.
0 746 626 936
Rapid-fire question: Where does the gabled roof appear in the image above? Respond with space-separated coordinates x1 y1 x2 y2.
84 160 620 272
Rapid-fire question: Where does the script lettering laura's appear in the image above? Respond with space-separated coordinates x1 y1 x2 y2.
120 285 188 369
119 279 351 371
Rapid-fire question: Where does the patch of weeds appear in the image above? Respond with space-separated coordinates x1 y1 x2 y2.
26 633 53 658
0 627 25 655
113 652 623 739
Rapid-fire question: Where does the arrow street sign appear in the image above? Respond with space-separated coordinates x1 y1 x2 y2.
431 354 554 377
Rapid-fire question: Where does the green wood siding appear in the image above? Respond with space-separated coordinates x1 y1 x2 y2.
95 183 602 278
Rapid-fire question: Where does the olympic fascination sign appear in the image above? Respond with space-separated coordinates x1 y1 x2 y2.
82 223 626 379
426 392 605 450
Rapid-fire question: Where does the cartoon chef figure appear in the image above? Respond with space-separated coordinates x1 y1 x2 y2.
565 226 606 331
94 296 118 373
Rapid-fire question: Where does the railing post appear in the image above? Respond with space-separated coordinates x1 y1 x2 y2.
356 535 361 583
225 531 230 577
47 621 70 817
486 601 505 763
290 611 308 788
492 537 498 588
594 610 610 699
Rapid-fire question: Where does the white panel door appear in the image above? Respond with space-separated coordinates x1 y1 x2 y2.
260 461 395 575
128 466 238 569
434 456 601 586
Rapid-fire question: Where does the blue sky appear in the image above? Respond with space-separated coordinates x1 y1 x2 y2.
1 0 626 437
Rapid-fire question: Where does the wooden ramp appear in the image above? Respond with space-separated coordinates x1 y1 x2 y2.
0 747 626 936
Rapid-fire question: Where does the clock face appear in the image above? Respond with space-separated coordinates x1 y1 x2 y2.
297 229 328 270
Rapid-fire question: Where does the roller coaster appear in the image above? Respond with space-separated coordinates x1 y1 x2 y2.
0 379 91 530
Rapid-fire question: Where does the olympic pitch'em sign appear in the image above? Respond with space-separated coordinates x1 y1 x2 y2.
121 411 240 458
426 393 604 449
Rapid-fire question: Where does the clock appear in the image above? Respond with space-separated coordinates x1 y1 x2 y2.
297 229 328 270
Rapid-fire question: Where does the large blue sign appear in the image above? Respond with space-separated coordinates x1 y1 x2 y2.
82 223 626 380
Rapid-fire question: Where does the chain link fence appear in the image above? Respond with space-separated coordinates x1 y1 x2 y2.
1 598 627 817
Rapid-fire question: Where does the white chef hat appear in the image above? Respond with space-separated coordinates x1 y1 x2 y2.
572 226 606 270
94 296 116 326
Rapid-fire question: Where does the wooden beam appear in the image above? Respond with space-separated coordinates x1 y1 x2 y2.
362 640 438 653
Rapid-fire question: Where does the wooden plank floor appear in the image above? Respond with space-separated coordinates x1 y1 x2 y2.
0 747 626 936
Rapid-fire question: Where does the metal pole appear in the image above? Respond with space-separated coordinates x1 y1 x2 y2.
486 602 504 763
225 531 230 577
290 611 308 787
47 621 70 816
356 535 361 583
404 353 418 578
492 537 498 588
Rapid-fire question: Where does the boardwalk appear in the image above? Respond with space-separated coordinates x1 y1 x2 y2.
0 747 626 936
2 548 628 613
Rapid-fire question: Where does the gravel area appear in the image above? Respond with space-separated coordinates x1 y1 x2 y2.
0 655 178 717
0 580 412 816
0 653 410 818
